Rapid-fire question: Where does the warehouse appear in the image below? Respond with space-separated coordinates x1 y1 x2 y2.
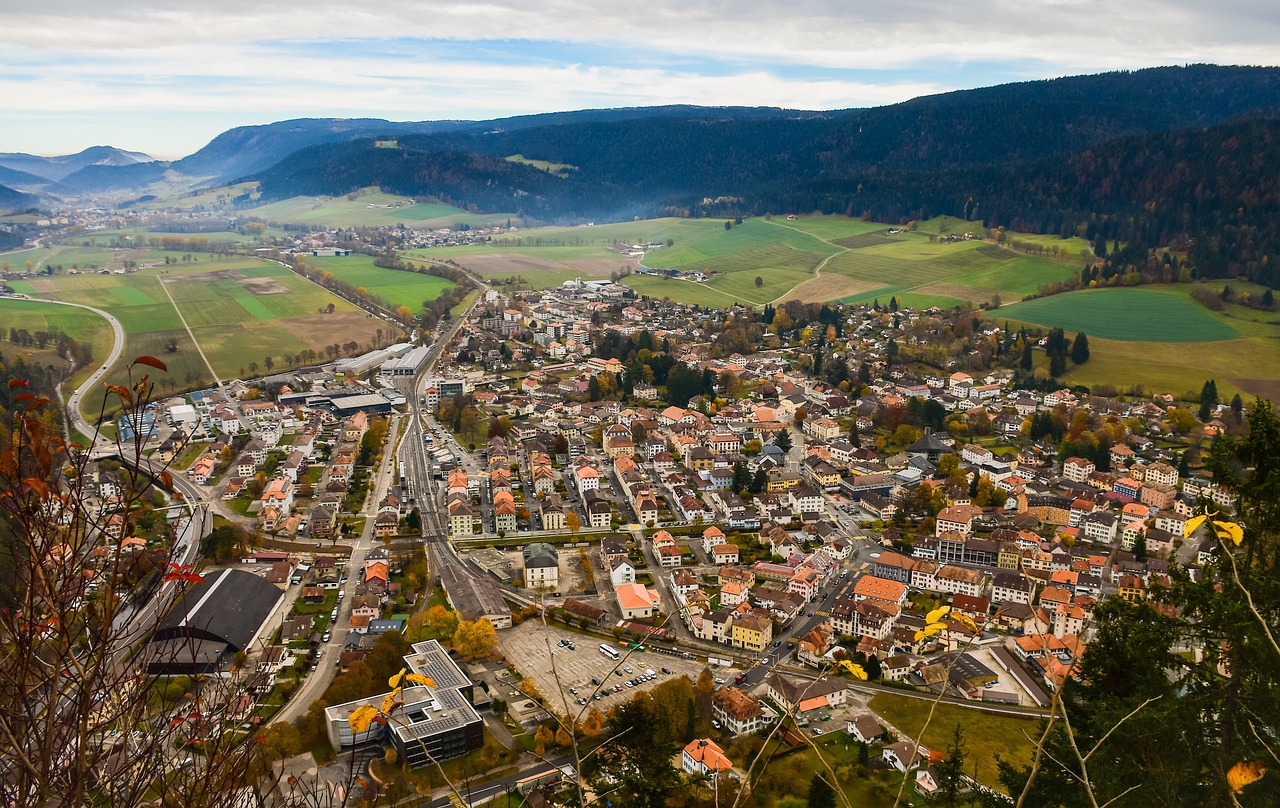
148 569 284 674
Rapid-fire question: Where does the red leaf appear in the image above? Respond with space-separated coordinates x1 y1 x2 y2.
14 393 33 402
133 355 169 373
8 379 28 388
168 717 185 727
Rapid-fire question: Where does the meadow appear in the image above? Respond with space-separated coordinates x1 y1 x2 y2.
6 256 384 414
246 188 511 229
0 298 115 389
1000 284 1280 400
305 254 456 310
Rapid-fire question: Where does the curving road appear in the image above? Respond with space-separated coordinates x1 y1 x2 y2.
4 297 128 451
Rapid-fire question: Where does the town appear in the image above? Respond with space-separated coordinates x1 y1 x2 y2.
63 259 1248 805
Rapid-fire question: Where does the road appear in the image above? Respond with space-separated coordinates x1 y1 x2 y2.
27 298 127 449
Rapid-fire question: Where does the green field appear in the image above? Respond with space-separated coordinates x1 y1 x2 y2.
8 257 386 414
0 298 115 389
246 188 511 229
869 692 1038 790
306 255 456 310
999 288 1240 342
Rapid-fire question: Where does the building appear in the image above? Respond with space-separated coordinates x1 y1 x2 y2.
730 613 773 653
615 583 662 619
522 542 559 592
711 687 774 736
683 739 732 777
325 640 484 767
765 673 847 714
149 569 283 674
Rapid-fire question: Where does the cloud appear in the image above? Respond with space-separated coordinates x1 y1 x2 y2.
3 0 1279 154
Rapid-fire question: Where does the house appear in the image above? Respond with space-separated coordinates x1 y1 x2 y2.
730 612 772 653
766 673 847 714
882 741 928 772
712 543 740 565
847 714 885 744
608 556 636 586
682 739 732 777
615 583 661 619
852 575 908 607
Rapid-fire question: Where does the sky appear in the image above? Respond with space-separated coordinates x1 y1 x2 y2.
3 0 1278 159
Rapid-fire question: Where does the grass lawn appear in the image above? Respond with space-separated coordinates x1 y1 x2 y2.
869 692 1039 790
739 734 908 807
307 254 455 310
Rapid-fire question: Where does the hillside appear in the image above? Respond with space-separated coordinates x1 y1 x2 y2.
0 183 38 210
0 146 153 182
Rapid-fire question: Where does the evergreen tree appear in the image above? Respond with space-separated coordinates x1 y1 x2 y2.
1199 379 1219 421
749 467 767 494
1230 393 1244 423
935 724 969 808
889 296 899 312
1264 288 1275 309
1020 340 1034 372
731 462 750 493
1050 350 1067 378
807 774 837 808
1070 331 1090 364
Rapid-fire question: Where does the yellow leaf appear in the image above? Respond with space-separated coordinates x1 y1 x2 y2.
1183 514 1208 537
914 630 927 641
926 606 952 625
1227 760 1267 794
348 704 378 734
1213 521 1244 546
846 664 867 680
388 669 406 690
951 613 979 634
405 673 436 687
380 693 397 714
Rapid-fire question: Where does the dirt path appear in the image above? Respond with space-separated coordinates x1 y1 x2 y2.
760 219 851 305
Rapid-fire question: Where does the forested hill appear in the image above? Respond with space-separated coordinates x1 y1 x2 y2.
0 183 37 210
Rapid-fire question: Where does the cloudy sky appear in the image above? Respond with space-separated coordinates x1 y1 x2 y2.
4 0 1277 158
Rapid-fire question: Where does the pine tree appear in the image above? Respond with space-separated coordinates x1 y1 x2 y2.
1049 350 1067 378
1070 332 1090 364
1199 379 1219 421
935 724 969 808
806 774 837 808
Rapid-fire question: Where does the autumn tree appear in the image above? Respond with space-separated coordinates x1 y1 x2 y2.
407 604 459 642
452 618 497 659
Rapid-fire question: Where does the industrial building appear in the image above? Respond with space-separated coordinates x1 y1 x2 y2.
325 640 485 767
148 569 284 674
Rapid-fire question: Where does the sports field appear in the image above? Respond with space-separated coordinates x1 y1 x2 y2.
305 254 456 310
7 257 386 412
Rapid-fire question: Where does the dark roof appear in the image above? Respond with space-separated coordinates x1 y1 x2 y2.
153 568 283 652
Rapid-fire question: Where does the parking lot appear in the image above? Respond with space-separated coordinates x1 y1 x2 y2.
500 620 710 716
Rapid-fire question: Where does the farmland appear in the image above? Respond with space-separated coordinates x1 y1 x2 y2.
1001 284 1280 400
245 188 511 229
999 288 1239 342
6 256 384 415
0 298 115 388
305 254 455 310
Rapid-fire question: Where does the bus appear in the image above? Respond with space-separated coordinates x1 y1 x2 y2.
599 644 620 661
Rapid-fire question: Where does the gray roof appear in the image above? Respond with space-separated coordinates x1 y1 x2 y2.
153 568 282 652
